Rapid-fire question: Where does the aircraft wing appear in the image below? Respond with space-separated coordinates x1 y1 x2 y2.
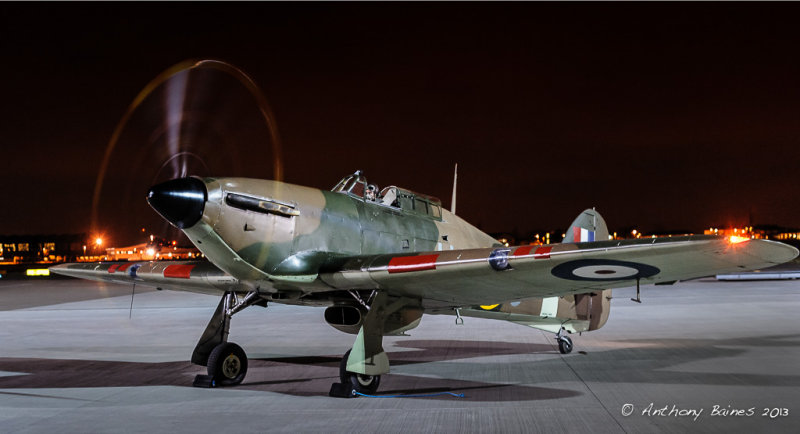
51 236 798 308
50 260 242 295
321 236 798 308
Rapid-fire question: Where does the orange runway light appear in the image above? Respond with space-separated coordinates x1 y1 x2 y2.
729 236 750 244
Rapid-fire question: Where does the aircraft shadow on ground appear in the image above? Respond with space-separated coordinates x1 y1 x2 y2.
0 335 797 401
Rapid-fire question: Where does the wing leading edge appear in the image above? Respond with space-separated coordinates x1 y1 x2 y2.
50 260 241 295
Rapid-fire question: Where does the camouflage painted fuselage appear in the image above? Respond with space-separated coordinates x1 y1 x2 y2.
187 176 498 284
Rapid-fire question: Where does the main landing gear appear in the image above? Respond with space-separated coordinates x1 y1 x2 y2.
192 291 262 388
330 292 415 398
339 349 380 395
556 327 573 354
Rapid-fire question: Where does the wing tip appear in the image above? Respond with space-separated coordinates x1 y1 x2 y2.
751 239 799 264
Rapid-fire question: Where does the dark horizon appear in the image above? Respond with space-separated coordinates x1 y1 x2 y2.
3 3 799 247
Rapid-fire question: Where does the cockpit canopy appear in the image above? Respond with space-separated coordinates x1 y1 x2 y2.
331 170 442 220
331 170 369 198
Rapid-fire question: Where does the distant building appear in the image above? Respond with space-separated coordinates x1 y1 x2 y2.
0 234 202 265
773 231 800 241
0 234 89 264
703 225 800 248
105 242 201 261
490 231 559 246
703 225 798 240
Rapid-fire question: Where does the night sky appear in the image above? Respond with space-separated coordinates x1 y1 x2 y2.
3 3 800 246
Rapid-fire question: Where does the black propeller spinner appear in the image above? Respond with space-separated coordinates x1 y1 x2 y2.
146 177 207 229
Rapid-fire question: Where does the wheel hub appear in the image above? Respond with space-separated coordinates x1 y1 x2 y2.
221 354 241 378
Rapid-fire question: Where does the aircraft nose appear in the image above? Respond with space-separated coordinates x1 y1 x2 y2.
146 177 207 229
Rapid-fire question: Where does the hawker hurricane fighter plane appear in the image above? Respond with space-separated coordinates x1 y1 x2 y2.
52 170 798 396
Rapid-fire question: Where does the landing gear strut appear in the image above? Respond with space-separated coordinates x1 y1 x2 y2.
556 327 573 354
192 291 262 387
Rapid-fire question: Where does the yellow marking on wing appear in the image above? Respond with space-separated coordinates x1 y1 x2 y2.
480 304 499 310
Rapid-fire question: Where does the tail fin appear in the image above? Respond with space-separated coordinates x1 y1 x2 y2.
563 208 609 243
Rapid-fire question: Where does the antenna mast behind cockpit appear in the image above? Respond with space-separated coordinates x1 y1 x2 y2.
451 163 458 215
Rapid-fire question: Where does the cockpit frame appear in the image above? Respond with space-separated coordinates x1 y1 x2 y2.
331 171 442 221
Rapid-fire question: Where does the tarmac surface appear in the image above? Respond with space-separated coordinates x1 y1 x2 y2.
1 277 799 433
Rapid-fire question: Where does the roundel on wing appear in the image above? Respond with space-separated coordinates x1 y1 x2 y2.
551 259 660 281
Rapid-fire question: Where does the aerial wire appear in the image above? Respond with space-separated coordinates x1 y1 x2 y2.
129 282 136 319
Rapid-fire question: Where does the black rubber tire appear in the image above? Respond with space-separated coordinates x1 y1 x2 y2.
558 336 573 354
207 342 248 386
339 349 381 395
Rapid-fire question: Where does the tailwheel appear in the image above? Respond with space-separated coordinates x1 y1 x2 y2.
207 342 248 386
340 350 381 395
557 335 573 354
